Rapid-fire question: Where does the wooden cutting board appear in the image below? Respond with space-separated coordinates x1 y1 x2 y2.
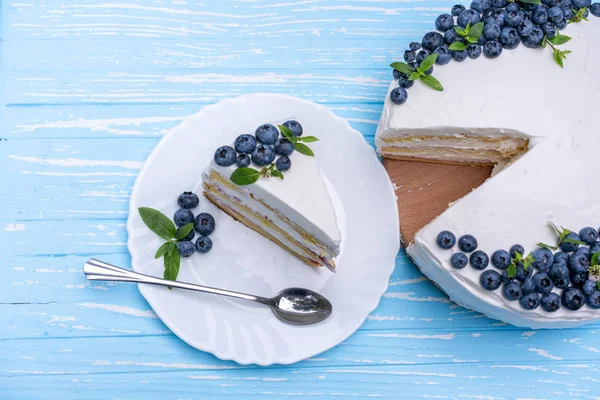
383 159 493 246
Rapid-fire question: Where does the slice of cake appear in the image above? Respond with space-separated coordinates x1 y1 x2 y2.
203 121 341 271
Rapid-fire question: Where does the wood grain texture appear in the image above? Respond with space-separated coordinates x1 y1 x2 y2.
2 1 600 399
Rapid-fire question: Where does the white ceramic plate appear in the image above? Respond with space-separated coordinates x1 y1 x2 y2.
127 94 399 365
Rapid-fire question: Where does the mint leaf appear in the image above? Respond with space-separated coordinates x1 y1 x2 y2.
230 167 261 185
164 248 181 285
507 263 517 279
294 142 315 157
390 62 413 76
562 238 586 245
278 125 296 142
548 33 571 45
420 75 444 91
467 22 484 41
569 7 589 23
454 26 467 36
155 242 175 259
597 281 600 291
519 0 541 4
408 72 421 81
591 252 600 267
448 42 467 51
419 53 438 72
537 242 558 251
301 136 319 143
466 36 479 44
271 169 284 180
138 207 177 241
176 223 194 240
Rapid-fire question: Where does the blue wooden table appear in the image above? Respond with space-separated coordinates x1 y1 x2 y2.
2 1 599 398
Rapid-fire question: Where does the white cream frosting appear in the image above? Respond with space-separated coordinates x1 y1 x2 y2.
376 21 600 328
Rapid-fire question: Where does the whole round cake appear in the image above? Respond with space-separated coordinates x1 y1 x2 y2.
376 0 600 328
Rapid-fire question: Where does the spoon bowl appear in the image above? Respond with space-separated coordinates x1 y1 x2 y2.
271 288 333 325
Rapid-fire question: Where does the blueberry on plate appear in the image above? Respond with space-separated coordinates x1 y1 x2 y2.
457 9 481 27
480 270 502 290
235 153 251 168
467 44 482 59
409 41 422 51
451 253 469 269
540 21 557 38
568 250 590 273
451 4 466 16
553 251 569 265
560 232 581 252
471 0 491 13
516 264 533 281
398 73 415 88
522 26 545 48
404 50 417 63
276 156 291 172
470 250 490 270
549 262 570 281
483 8 507 26
214 145 236 167
533 272 554 294
177 240 196 257
572 0 591 8
390 87 408 105
532 8 549 25
445 29 466 45
491 0 507 7
435 14 455 32
506 2 521 13
255 124 279 145
483 23 502 41
251 144 276 166
492 249 512 269
283 120 303 137
176 226 195 241
547 6 564 22
458 234 478 252
562 287 585 310
587 291 600 309
483 40 503 58
591 3 600 17
234 134 258 154
177 192 200 209
501 270 514 285
434 46 452 65
393 69 402 79
582 280 597 296
451 48 468 62
195 235 213 254
510 244 525 258
561 4 576 20
500 27 521 49
541 292 561 312
519 292 541 310
521 277 535 295
590 241 600 257
503 282 523 300
555 18 568 30
517 19 534 36
532 248 553 270
505 10 523 27
554 276 571 289
579 227 599 245
437 230 456 249
571 271 589 287
274 138 295 156
174 209 194 227
194 212 216 236
416 49 432 64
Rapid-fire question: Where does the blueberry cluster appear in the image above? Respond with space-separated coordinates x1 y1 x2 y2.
390 0 600 105
173 192 215 257
436 225 600 312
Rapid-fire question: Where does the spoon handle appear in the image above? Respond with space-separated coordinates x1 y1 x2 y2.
83 258 272 305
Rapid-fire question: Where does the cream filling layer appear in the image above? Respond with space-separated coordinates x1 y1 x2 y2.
379 147 507 163
379 135 528 153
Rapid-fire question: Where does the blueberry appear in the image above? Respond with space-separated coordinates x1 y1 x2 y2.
477 32 488 45
483 23 502 40
561 4 576 19
532 248 553 270
398 73 415 88
480 270 502 290
572 0 591 7
458 235 478 252
577 246 590 258
521 277 536 294
541 293 562 312
554 276 571 289
541 21 557 38
500 27 520 49
522 2 537 11
437 230 456 249
422 31 445 52
506 2 521 13
177 192 200 209
532 8 549 24
562 287 585 310
274 138 294 156
510 244 525 258
194 212 216 236
235 153 251 168
519 292 541 310
492 250 512 269
483 8 507 25
571 271 589 287
492 0 507 7
255 124 279 145
451 252 469 269
518 19 534 36
174 209 194 227
503 282 523 300
548 5 565 21
457 9 482 27
445 28 466 45
404 50 417 63
471 0 492 13
275 156 291 171
522 10 533 20
214 145 236 167
568 250 589 273
393 69 402 79
176 226 195 241
467 44 482 59
195 235 213 254
554 251 570 264
435 14 455 32
533 272 554 294
417 49 432 64
591 3 600 17
506 10 523 26
451 48 468 62
390 87 408 105
561 232 581 252
522 26 544 48
434 45 452 65
234 134 258 154
251 144 276 166
587 291 600 308
282 120 303 137
582 279 597 295
549 262 570 281
470 250 490 270
516 264 533 281
483 40 503 58
451 4 466 16
579 227 598 245
590 241 600 256
177 240 196 257
409 41 422 51
555 18 568 29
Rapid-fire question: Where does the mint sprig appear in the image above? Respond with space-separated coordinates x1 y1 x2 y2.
453 22 484 45
279 125 318 156
507 251 535 279
541 32 572 68
538 222 586 249
569 7 589 24
408 53 444 91
230 163 284 186
138 207 195 285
